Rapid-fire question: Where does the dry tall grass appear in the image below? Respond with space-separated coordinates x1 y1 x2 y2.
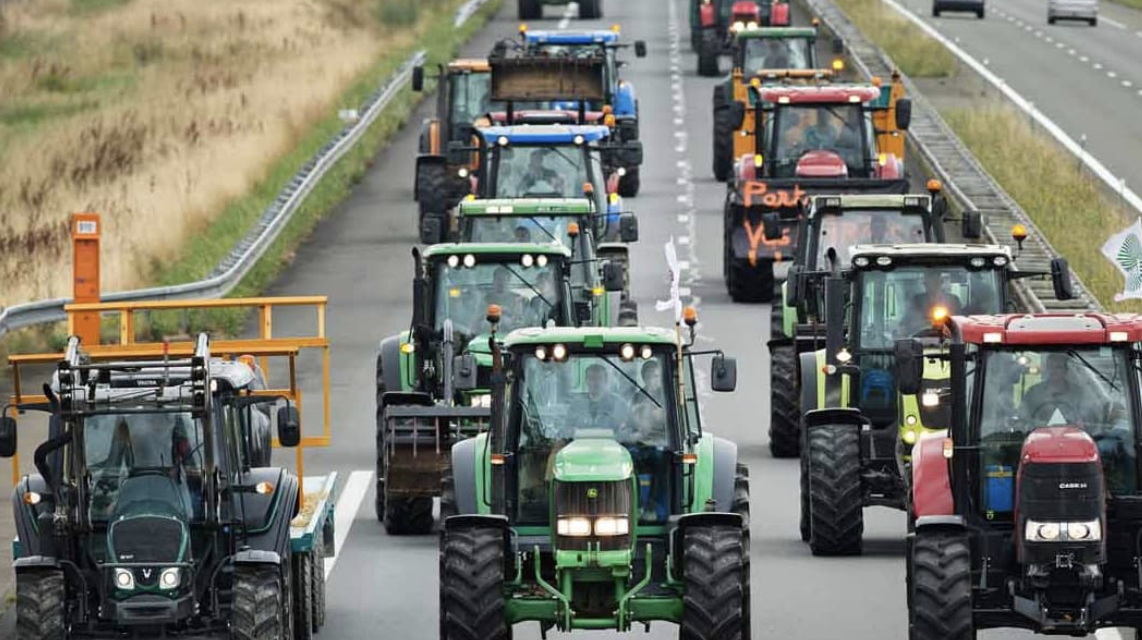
0 0 422 308
828 0 957 78
944 104 1142 312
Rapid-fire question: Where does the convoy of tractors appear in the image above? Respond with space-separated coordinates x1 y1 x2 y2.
0 0 1135 639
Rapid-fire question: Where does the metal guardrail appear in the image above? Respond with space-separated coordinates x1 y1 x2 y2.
0 0 494 340
799 0 1102 314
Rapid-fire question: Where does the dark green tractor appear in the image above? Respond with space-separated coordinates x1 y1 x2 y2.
440 320 751 638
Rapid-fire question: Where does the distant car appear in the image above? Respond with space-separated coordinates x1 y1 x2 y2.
1048 0 1097 25
932 0 984 18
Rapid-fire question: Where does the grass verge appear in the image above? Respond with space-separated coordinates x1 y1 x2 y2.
943 104 1141 312
1107 0 1142 11
828 0 957 77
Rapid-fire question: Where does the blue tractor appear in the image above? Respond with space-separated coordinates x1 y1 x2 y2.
518 27 647 197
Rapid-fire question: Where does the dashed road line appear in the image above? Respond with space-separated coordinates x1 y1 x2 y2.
1102 15 1127 29
323 470 372 580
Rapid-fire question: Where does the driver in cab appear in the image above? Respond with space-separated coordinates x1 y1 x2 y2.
571 364 630 430
519 149 565 195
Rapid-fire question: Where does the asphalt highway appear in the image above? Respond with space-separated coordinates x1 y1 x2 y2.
0 0 1130 637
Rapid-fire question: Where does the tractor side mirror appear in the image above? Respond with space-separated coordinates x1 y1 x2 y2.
276 406 301 448
711 355 738 392
894 339 925 396
0 416 16 458
762 212 782 241
1050 257 1074 301
412 65 425 92
787 265 805 308
619 213 639 242
895 98 913 131
962 210 982 240
420 216 443 245
453 354 479 391
603 261 626 292
728 101 746 130
832 37 844 54
634 40 647 57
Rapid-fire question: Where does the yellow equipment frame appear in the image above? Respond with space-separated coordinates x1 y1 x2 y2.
7 297 331 488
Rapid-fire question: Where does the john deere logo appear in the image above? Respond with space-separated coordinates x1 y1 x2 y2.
587 488 598 499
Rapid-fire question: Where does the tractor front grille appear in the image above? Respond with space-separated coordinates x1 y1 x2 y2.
109 516 183 564
554 479 631 552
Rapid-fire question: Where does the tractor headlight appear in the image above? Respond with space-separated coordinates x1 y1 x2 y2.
470 394 492 408
160 568 181 590
1025 519 1100 542
115 568 135 590
557 516 592 537
1026 521 1060 541
1067 520 1101 541
593 516 630 537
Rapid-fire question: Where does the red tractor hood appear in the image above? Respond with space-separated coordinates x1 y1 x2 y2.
795 150 848 178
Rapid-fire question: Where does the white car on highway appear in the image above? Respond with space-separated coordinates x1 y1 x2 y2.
1048 0 1098 25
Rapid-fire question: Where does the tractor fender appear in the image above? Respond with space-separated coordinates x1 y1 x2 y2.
875 153 904 180
13 555 61 571
699 2 716 26
914 515 964 531
450 436 481 516
237 468 300 559
614 82 637 117
803 407 866 432
11 474 49 559
414 154 448 201
799 351 819 412
677 512 743 531
710 437 739 513
234 549 282 566
443 513 509 534
769 1 790 25
377 334 405 394
418 118 444 156
911 431 955 519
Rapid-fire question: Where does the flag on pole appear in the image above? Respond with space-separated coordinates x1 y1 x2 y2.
655 237 683 322
1100 218 1142 301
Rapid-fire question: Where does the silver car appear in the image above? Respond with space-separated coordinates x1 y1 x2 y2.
1048 0 1098 25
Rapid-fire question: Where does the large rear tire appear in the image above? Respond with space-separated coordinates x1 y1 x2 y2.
618 167 641 197
680 525 745 640
768 342 799 458
293 554 315 640
807 423 864 556
732 463 751 640
375 354 387 521
384 496 435 535
312 542 326 632
712 107 734 182
910 531 974 640
728 257 774 303
697 31 720 77
518 0 541 19
417 163 450 225
232 565 288 640
16 570 66 640
441 525 510 640
799 449 810 542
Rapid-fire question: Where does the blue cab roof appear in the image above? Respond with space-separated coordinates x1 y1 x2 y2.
479 125 611 144
524 30 620 45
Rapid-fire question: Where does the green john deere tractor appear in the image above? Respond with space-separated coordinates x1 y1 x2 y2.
766 189 981 457
440 321 750 638
375 242 627 534
798 243 1073 555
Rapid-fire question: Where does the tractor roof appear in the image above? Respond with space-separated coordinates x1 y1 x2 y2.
479 124 611 145
951 313 1142 346
737 26 817 39
48 358 260 397
524 30 620 44
423 242 573 259
757 85 880 104
504 326 680 348
458 198 594 215
447 59 491 72
850 243 1012 261
810 193 932 211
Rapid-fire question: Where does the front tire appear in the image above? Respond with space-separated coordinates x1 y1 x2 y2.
384 496 435 535
712 107 734 182
768 339 799 458
910 531 974 640
732 463 751 640
293 554 315 640
441 525 510 640
807 424 864 556
681 525 745 640
16 570 66 640
728 257 775 303
698 30 720 77
232 565 289 640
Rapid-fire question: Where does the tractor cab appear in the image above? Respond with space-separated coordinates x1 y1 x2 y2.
899 313 1142 637
734 27 823 77
440 320 749 636
693 0 791 76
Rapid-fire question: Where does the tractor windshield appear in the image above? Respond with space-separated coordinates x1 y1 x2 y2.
83 410 205 522
976 346 1138 502
856 265 1002 349
812 210 928 267
449 71 496 125
492 145 591 198
460 216 594 288
433 258 563 336
743 37 813 72
511 351 674 524
769 104 872 178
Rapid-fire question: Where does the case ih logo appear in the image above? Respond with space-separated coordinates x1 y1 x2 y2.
742 182 809 209
1059 482 1088 490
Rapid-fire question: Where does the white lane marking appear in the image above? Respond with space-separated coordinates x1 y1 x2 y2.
878 0 1142 226
1124 80 1134 87
557 2 577 29
1108 71 1117 78
1102 15 1127 29
1081 55 1090 61
1093 62 1103 69
1136 30 1142 37
1069 48 1077 55
1056 41 1065 48
323 470 371 580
